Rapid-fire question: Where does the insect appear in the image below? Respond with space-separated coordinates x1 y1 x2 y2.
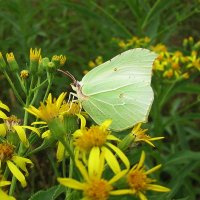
58 48 157 131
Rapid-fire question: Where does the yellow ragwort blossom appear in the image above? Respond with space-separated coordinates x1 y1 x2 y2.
58 149 128 200
111 151 170 200
73 115 129 174
20 70 29 79
30 48 41 62
0 142 33 187
0 102 40 146
25 93 80 123
132 123 164 147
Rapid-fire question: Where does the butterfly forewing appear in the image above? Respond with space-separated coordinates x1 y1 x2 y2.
80 48 157 131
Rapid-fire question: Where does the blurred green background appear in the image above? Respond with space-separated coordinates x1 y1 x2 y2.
0 0 200 200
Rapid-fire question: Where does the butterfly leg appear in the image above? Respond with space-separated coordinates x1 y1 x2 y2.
68 92 77 103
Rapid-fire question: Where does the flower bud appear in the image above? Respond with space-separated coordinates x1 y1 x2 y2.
38 57 49 75
30 48 41 73
6 52 19 72
20 70 29 79
118 133 134 151
51 55 66 68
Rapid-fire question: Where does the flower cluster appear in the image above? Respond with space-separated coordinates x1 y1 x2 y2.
0 48 170 199
113 36 151 49
24 93 170 200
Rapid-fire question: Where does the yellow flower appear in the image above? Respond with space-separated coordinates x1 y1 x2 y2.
58 149 127 200
0 142 33 187
111 151 170 200
52 55 67 67
151 44 167 53
0 179 15 200
27 93 81 162
187 51 200 70
132 123 164 147
73 115 130 174
20 70 29 79
30 48 41 62
25 92 80 122
163 69 173 78
0 115 40 146
0 102 40 146
6 52 19 72
95 56 103 65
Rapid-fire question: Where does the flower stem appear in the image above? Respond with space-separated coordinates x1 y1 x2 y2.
3 71 25 106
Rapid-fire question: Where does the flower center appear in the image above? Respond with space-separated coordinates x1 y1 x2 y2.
128 169 148 191
84 178 112 200
74 126 108 152
5 115 21 131
0 143 14 161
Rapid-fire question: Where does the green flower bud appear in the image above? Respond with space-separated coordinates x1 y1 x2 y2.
118 133 134 151
30 48 41 73
38 57 49 75
6 52 19 72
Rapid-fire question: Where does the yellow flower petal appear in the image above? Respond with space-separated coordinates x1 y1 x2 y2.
100 119 112 131
146 184 170 192
0 189 15 200
106 135 121 141
137 151 145 170
110 189 134 195
12 155 33 176
0 110 8 119
56 142 65 162
138 191 148 200
57 178 85 190
31 121 47 125
102 146 121 174
145 164 161 175
56 92 67 108
76 160 89 182
7 160 27 187
21 125 40 136
42 130 51 138
106 142 130 170
0 180 11 187
88 147 100 177
24 106 41 118
76 114 86 129
0 123 7 137
109 169 127 184
12 125 29 146
0 101 10 112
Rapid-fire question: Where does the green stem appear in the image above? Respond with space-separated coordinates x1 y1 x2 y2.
65 158 73 200
43 73 53 102
3 71 25 106
30 77 41 105
62 156 66 177
16 73 27 95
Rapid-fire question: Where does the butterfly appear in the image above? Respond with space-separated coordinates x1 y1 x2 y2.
58 48 157 131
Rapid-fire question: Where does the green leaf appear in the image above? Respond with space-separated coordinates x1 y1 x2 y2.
165 150 200 165
28 185 65 200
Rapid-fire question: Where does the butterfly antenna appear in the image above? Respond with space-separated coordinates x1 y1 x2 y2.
57 69 76 84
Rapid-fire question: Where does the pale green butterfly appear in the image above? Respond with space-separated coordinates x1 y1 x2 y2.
58 48 157 131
